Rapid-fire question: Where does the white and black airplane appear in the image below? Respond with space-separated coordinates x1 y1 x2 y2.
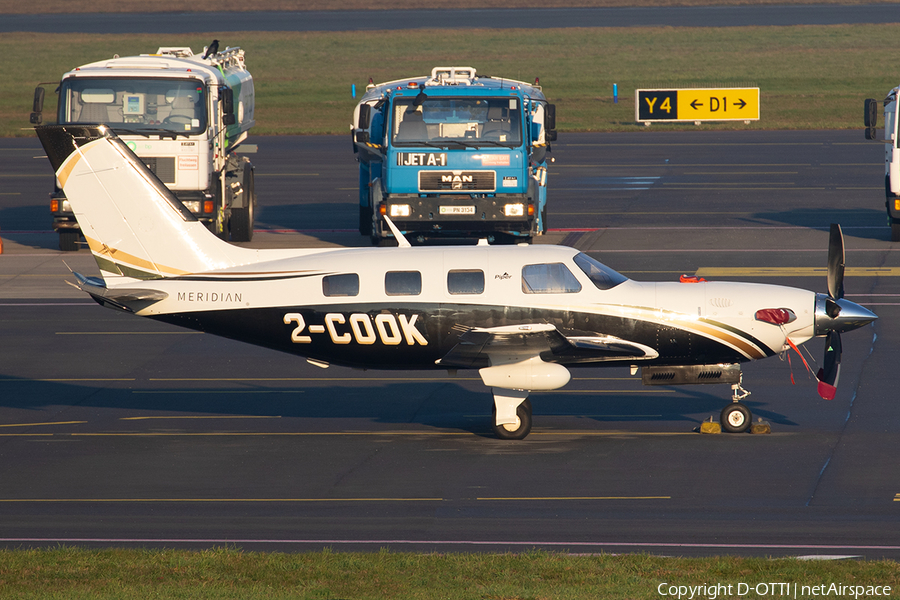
36 124 877 439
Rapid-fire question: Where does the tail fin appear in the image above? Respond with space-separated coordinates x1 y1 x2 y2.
36 125 254 284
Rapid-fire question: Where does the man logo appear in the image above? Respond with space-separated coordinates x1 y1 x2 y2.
441 173 474 190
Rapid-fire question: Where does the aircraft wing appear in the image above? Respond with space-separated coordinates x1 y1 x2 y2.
437 323 657 369
68 272 168 312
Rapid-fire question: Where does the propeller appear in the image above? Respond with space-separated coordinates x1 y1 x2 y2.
826 223 845 314
787 224 875 399
817 223 845 400
816 330 842 400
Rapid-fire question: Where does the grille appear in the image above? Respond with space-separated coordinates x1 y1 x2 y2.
419 170 495 192
143 157 176 184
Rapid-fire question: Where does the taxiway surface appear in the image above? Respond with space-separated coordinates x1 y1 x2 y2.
0 131 897 557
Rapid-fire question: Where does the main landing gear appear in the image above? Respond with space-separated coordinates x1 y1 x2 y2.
491 389 533 440
489 380 756 439
720 380 752 433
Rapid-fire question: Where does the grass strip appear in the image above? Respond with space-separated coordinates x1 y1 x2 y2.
2 24 898 137
0 547 898 599
3 0 897 13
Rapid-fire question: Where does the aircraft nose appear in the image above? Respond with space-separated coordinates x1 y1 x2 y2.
814 294 878 335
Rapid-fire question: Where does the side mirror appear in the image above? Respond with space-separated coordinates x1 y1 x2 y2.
355 104 371 144
545 104 556 131
221 87 234 116
357 104 371 130
864 98 877 127
864 98 878 140
29 87 45 125
545 104 557 142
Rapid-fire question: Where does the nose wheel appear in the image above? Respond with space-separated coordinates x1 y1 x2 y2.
720 402 752 433
720 380 752 433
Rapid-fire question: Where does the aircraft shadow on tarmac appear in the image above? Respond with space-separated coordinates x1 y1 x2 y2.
0 376 799 436
750 208 888 240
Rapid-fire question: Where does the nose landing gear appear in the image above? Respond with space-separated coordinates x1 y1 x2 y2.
720 379 752 433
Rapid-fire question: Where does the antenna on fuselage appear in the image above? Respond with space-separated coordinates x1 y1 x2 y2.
382 215 412 248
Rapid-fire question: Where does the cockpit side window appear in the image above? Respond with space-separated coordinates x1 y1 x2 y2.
522 263 582 294
573 253 628 290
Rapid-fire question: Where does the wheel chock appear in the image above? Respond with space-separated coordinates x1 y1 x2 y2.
699 417 721 434
750 419 771 434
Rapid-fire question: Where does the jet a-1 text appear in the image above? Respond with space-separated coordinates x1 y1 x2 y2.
37 125 877 439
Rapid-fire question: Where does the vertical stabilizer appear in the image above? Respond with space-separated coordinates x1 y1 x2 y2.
36 125 255 284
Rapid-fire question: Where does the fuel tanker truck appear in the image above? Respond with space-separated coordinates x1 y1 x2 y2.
352 67 556 245
864 91 900 242
30 42 257 250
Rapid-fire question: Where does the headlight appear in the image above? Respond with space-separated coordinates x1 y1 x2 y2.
504 203 525 217
182 200 202 213
389 204 411 217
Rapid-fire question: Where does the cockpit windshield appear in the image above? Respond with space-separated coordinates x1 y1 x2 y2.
573 252 628 290
391 96 522 147
58 77 207 135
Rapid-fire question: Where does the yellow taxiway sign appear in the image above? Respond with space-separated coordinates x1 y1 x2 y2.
636 88 760 123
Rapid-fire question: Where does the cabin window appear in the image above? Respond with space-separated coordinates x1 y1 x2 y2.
385 271 422 296
573 253 628 290
521 263 582 294
322 273 359 297
447 269 485 295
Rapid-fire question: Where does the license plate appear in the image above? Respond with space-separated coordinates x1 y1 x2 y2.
439 206 476 215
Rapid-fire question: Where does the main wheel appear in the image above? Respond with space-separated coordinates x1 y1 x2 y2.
720 402 752 433
491 398 533 440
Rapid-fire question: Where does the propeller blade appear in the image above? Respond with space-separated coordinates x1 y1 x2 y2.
816 330 842 400
827 223 845 301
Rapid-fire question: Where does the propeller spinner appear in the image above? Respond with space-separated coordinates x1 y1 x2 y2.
813 224 876 400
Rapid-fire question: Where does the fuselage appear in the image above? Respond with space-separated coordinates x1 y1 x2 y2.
130 244 818 370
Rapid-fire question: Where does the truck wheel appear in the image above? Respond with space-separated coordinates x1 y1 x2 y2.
892 221 900 243
59 230 79 252
359 203 373 236
230 166 255 242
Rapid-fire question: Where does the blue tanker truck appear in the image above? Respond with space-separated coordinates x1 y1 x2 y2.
352 67 556 245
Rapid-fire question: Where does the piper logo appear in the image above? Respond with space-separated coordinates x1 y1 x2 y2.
283 312 428 346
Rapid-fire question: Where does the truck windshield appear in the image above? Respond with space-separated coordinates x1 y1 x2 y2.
391 97 521 147
58 77 207 135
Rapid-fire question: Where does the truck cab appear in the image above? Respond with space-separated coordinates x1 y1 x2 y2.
865 90 900 241
31 45 257 250
353 67 556 245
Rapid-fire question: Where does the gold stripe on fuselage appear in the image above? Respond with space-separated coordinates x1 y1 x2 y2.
560 302 770 360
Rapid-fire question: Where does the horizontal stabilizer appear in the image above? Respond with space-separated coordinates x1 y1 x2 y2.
68 271 168 312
